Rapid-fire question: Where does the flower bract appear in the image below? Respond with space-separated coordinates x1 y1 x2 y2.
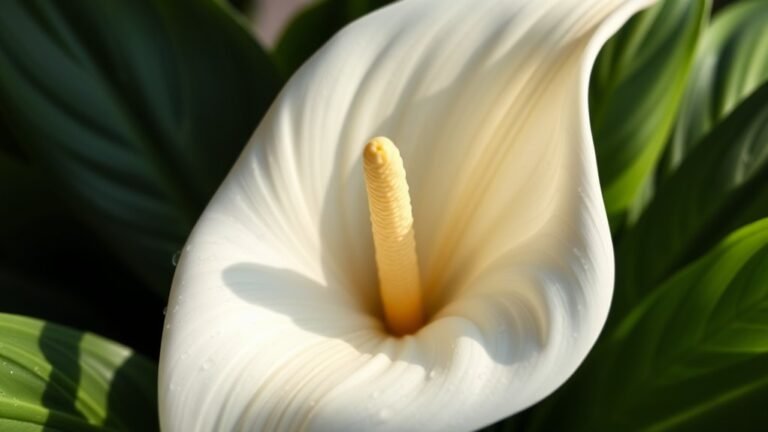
159 0 655 430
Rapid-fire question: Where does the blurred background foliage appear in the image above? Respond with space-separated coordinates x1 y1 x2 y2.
0 0 765 430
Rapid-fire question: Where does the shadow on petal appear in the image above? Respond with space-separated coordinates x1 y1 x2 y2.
222 262 545 369
221 262 404 356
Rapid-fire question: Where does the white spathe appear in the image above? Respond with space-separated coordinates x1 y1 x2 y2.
159 0 654 431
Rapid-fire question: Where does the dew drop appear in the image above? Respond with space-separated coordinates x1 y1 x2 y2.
171 251 181 266
8 369 14 375
165 324 171 330
162 307 168 316
428 370 438 380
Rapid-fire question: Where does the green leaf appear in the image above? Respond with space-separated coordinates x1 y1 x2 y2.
0 111 23 160
0 154 164 357
590 0 709 224
0 313 158 431
665 0 768 174
0 154 99 321
0 0 281 295
272 0 393 78
533 219 768 431
614 81 768 313
227 0 254 14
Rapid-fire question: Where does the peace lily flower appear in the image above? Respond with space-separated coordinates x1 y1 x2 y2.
159 0 654 430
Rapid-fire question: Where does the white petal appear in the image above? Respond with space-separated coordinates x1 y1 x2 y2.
160 0 654 431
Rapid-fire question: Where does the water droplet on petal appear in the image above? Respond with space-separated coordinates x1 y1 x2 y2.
171 251 181 266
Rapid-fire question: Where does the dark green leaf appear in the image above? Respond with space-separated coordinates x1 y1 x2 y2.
0 313 159 431
272 0 393 78
228 0 254 14
532 218 768 431
0 111 24 160
0 154 163 358
0 0 281 295
614 81 768 313
713 0 740 14
665 0 768 175
590 0 709 224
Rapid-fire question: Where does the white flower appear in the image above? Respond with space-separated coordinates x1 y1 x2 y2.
159 0 654 430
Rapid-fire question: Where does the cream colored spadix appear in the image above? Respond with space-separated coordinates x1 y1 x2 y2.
363 137 424 336
159 0 655 431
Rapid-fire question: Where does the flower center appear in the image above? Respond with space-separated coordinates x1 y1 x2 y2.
363 137 424 336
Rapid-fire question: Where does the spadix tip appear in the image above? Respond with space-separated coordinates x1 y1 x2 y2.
364 136 395 165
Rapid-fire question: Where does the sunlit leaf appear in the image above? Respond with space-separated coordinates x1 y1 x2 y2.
665 0 768 174
531 218 768 431
590 0 709 225
615 81 768 313
0 313 158 431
